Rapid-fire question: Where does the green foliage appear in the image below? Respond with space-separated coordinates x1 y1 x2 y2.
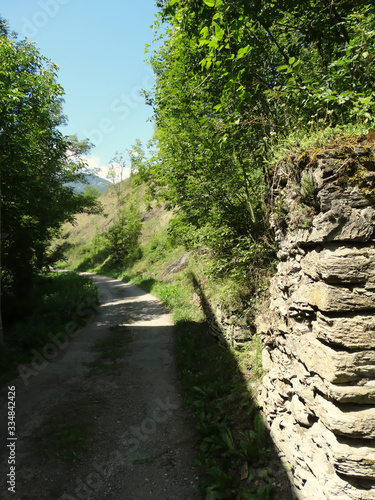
0 272 98 384
0 20 101 306
104 203 142 265
299 170 317 203
177 322 273 499
82 185 101 200
144 1 375 285
128 138 150 185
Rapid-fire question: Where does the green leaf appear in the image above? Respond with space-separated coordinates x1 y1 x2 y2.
254 414 264 444
200 26 209 38
288 56 296 65
324 95 338 101
360 95 372 104
236 46 251 59
208 38 219 50
203 0 215 7
214 23 225 41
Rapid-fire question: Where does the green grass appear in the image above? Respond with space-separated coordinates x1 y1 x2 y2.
176 320 274 499
120 271 201 323
270 122 371 166
0 271 98 387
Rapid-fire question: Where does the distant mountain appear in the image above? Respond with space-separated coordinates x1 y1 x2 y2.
66 174 111 194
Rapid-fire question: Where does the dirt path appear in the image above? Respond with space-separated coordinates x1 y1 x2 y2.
0 273 202 500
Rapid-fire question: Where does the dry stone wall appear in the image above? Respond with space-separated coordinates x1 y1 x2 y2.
257 145 375 499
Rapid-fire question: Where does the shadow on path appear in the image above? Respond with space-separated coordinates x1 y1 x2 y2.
0 273 203 500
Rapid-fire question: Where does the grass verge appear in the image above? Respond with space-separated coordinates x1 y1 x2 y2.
177 320 275 499
0 271 98 387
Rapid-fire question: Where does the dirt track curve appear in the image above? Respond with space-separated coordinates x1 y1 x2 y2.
0 273 202 500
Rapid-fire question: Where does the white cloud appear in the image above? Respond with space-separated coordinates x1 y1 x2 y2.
82 155 110 181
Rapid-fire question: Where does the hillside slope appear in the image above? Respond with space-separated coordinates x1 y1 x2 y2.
55 176 261 313
56 178 174 272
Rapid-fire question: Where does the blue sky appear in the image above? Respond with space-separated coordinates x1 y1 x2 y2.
1 0 159 179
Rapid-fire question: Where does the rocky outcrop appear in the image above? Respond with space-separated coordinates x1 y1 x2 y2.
257 144 375 499
162 252 192 277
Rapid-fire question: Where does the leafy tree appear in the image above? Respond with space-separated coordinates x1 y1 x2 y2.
144 0 375 282
128 139 149 183
104 204 142 265
0 20 101 321
107 150 130 203
82 185 101 200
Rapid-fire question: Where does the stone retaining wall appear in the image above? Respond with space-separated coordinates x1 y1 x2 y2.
256 144 375 499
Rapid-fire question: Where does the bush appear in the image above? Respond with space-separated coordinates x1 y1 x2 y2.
104 203 142 265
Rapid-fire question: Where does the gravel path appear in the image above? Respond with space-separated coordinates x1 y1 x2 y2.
0 273 202 500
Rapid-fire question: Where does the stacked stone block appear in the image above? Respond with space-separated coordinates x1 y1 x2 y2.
257 146 375 499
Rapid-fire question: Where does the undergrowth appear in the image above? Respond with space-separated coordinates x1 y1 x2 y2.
177 321 275 499
0 272 98 387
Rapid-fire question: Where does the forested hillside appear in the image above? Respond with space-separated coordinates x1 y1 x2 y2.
57 0 375 302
